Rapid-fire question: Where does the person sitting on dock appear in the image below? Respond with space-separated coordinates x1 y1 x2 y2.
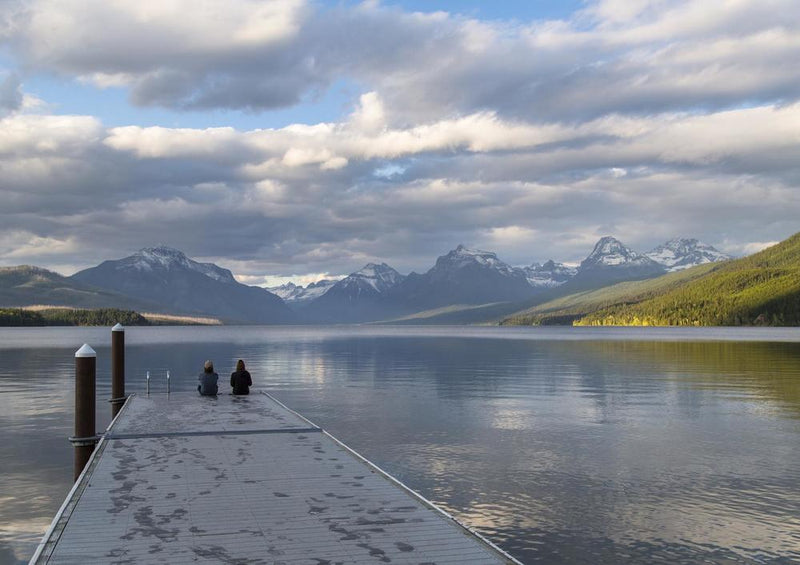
197 360 219 396
230 359 252 395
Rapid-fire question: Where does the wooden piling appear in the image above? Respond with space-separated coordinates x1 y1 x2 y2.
70 344 97 482
110 324 125 418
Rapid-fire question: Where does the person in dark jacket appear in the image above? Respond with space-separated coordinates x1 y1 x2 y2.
230 359 252 395
198 360 218 396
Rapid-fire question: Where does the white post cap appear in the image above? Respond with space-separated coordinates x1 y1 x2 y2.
112 323 125 332
75 344 97 358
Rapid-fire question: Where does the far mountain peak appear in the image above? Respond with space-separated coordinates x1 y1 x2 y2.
524 260 577 288
580 236 658 270
347 262 404 292
356 262 396 275
130 246 236 284
139 244 185 256
436 245 518 277
645 238 731 271
267 279 338 304
70 247 294 323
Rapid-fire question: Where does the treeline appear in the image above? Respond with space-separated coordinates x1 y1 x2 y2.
502 312 582 326
0 309 45 326
0 308 149 327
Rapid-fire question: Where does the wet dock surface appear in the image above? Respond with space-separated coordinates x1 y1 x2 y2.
32 392 517 564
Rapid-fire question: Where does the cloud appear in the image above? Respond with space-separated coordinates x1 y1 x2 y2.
1 1 800 279
2 95 800 275
734 241 780 256
4 0 799 120
100 100 800 182
0 231 78 260
0 113 103 155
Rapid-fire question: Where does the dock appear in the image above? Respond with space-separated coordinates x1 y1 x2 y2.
31 391 520 564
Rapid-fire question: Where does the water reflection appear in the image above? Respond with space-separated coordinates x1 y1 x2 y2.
1 327 799 564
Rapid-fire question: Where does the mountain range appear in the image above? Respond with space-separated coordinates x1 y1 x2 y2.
0 237 732 325
270 237 730 322
269 279 337 304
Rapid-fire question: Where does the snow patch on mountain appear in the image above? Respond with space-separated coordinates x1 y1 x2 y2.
580 237 660 270
645 238 731 271
268 279 338 303
524 260 577 287
339 263 404 294
435 245 520 277
121 246 237 283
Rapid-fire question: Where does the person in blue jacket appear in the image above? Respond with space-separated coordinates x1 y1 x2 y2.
197 360 218 396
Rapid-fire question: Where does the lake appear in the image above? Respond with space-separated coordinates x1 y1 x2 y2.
1 326 799 564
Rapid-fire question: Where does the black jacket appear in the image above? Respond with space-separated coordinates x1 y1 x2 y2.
230 370 252 395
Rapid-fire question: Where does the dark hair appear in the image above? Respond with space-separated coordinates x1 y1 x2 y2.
236 359 245 371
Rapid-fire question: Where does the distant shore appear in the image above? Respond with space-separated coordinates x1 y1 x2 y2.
0 306 222 327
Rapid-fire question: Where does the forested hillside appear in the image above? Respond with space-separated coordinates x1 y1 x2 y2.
578 232 800 326
502 263 718 326
0 265 157 310
503 231 800 327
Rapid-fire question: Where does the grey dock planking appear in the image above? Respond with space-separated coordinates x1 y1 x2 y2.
31 391 520 564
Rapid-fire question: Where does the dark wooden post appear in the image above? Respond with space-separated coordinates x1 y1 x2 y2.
110 323 125 418
70 344 98 482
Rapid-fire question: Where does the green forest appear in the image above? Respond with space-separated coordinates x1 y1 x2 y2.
501 263 717 326
0 308 149 327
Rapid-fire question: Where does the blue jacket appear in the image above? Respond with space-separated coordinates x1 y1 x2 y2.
198 371 219 396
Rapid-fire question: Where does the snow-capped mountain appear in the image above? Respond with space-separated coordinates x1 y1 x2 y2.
645 238 731 271
567 236 666 289
71 246 295 324
579 237 661 270
268 279 338 304
524 260 577 288
305 263 406 322
267 282 303 302
432 245 521 277
324 263 405 300
115 246 238 283
393 245 537 311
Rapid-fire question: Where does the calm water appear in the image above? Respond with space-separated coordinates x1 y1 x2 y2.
1 326 800 564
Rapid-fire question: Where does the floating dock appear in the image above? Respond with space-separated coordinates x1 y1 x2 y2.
31 391 520 564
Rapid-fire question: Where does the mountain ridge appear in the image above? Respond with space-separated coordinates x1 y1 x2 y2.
644 238 731 272
0 265 164 311
71 246 295 324
0 235 739 325
268 279 339 304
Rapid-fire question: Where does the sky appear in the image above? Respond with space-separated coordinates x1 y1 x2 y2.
1 0 799 287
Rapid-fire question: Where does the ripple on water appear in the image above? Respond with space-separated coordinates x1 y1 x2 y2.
2 327 800 564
